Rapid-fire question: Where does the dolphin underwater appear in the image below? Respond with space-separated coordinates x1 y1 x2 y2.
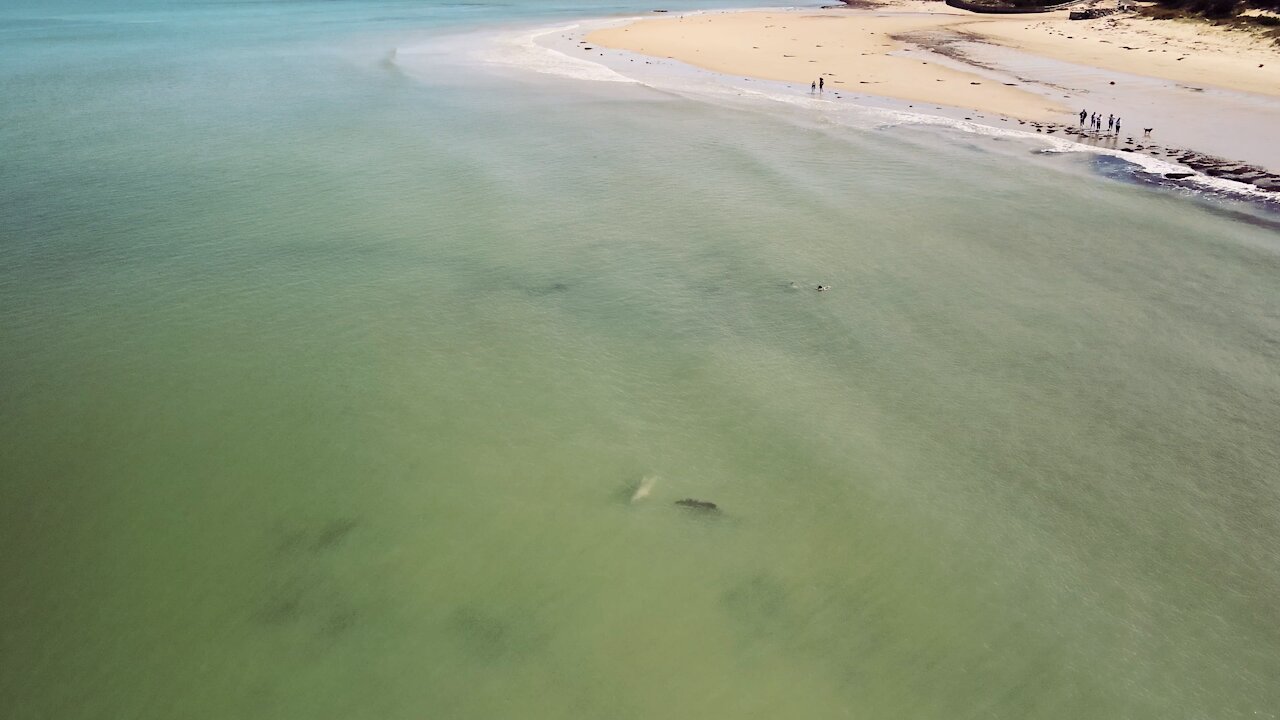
630 475 658 503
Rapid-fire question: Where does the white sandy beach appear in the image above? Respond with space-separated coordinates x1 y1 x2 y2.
961 7 1280 98
589 5 1069 121
586 1 1280 173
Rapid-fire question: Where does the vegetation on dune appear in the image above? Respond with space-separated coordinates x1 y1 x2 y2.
952 0 1279 18
938 0 1280 40
1140 0 1280 44
1143 0 1278 20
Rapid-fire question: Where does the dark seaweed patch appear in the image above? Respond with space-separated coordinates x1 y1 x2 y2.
525 281 570 297
312 518 357 552
256 519 363 639
446 606 549 663
449 607 512 662
721 574 790 641
257 593 303 625
321 608 359 639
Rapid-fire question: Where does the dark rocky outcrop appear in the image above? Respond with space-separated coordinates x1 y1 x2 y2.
1070 8 1117 19
944 0 1086 13
1030 122 1280 193
1170 152 1280 190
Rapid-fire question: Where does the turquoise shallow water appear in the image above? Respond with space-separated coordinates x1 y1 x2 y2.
2 2 1279 719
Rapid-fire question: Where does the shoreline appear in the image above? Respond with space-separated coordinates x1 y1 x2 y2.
582 1 1280 188
587 6 1069 121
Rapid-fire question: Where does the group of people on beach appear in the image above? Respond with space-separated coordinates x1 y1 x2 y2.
1080 109 1121 134
803 80 1136 140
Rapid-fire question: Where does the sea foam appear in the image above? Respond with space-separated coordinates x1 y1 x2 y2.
476 22 637 84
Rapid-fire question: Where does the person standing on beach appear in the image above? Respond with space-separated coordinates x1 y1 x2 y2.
818 77 824 91
1115 117 1122 134
1108 114 1115 131
1079 109 1087 125
811 80 816 92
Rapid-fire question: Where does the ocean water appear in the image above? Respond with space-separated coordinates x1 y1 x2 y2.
2 2 1279 719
